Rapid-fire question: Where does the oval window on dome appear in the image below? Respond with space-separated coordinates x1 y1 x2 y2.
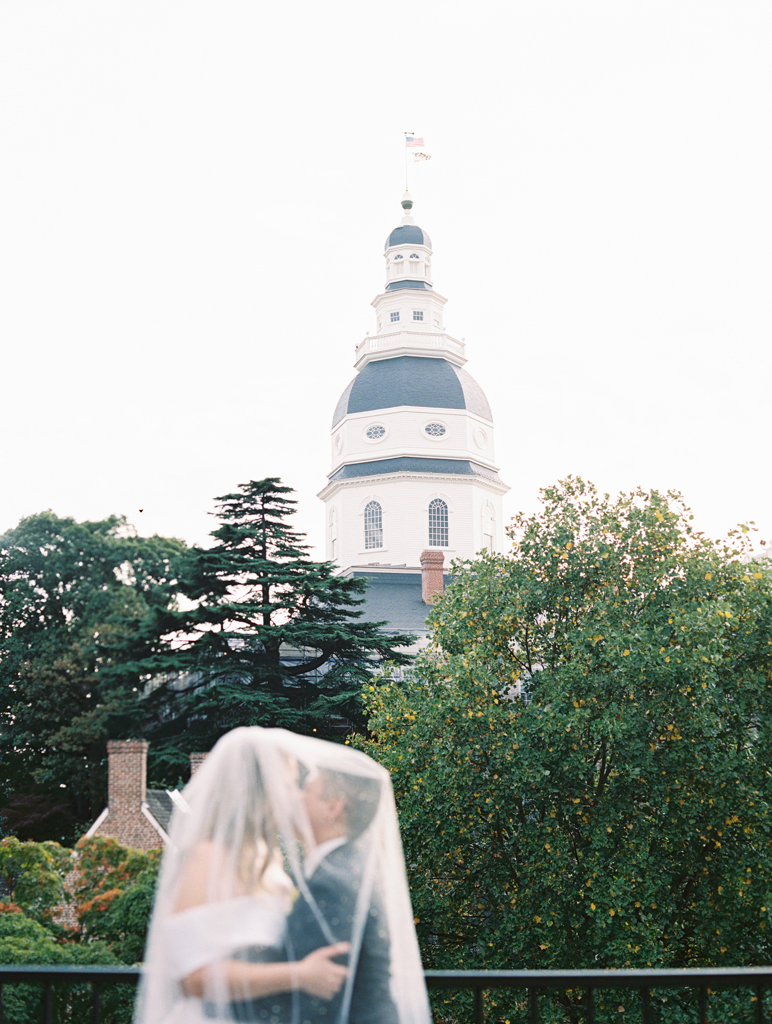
365 424 386 441
424 423 447 438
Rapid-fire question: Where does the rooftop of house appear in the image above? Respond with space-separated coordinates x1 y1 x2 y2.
144 790 175 834
351 570 450 635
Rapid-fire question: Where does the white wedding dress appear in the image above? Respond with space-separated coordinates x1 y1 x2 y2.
161 891 289 1024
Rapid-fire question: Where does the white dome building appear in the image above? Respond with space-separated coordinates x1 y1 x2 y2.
318 193 508 635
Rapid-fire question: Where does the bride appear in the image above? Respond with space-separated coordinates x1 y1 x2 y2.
135 727 432 1024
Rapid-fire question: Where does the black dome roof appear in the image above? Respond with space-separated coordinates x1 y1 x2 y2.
332 356 492 427
384 224 432 251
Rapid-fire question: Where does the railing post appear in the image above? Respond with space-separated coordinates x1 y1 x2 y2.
0 982 4 1024
93 980 102 1024
529 987 539 1024
474 985 484 1024
756 983 764 1024
44 978 53 1024
698 985 707 1024
640 986 651 1024
586 986 595 1024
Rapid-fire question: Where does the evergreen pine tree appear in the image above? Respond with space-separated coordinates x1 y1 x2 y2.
138 479 414 768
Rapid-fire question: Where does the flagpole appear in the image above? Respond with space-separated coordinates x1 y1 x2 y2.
404 131 412 193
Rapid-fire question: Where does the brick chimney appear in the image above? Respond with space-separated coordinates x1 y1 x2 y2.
94 740 161 850
420 549 445 604
189 752 208 777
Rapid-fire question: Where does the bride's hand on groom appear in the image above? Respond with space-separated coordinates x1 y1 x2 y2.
295 942 350 999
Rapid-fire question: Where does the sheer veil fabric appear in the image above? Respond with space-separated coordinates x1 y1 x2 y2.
135 728 432 1024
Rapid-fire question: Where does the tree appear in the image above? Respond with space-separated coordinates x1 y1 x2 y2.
0 836 134 1023
72 836 160 964
359 479 772 984
0 512 188 840
0 837 74 929
0 908 126 1024
136 479 414 774
0 838 149 1023
0 834 159 965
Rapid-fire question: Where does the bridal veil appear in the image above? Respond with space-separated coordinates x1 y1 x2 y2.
135 727 432 1024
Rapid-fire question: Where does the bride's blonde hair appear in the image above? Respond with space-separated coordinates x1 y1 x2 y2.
180 731 281 896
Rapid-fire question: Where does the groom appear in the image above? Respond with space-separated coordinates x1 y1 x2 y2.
289 768 398 1024
237 768 399 1024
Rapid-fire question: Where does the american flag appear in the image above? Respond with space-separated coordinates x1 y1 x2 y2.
405 136 425 148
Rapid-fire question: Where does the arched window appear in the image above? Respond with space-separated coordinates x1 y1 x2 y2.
364 501 383 550
428 499 448 547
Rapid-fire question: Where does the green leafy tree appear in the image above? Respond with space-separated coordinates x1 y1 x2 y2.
0 512 188 840
73 837 160 964
0 907 128 1023
0 836 158 966
0 837 136 1023
0 838 74 929
136 479 414 777
360 479 772 985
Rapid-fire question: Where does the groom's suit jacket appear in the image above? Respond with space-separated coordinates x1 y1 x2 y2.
232 841 399 1024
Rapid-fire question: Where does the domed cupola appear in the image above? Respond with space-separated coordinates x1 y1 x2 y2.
383 190 434 294
332 357 493 428
384 224 432 251
319 193 509 575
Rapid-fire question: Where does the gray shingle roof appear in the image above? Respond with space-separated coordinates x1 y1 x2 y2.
352 571 443 634
384 225 432 251
332 356 492 427
385 280 432 291
329 457 503 483
145 790 174 833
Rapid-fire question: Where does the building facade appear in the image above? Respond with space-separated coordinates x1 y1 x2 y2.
319 193 508 635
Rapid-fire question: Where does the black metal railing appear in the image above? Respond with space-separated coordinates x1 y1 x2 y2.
2 964 772 1023
0 966 138 1024
425 967 772 1023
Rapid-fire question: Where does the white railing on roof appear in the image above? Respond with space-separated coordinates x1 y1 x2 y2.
355 332 466 364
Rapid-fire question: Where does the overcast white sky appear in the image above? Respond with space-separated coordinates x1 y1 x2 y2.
1 2 770 558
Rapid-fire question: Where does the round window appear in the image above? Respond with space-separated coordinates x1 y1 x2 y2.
365 424 386 441
424 423 447 438
335 434 343 453
474 428 488 449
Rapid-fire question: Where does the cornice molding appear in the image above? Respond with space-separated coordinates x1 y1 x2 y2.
318 470 510 502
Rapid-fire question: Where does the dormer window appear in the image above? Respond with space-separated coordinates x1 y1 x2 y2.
413 310 424 321
390 311 400 323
